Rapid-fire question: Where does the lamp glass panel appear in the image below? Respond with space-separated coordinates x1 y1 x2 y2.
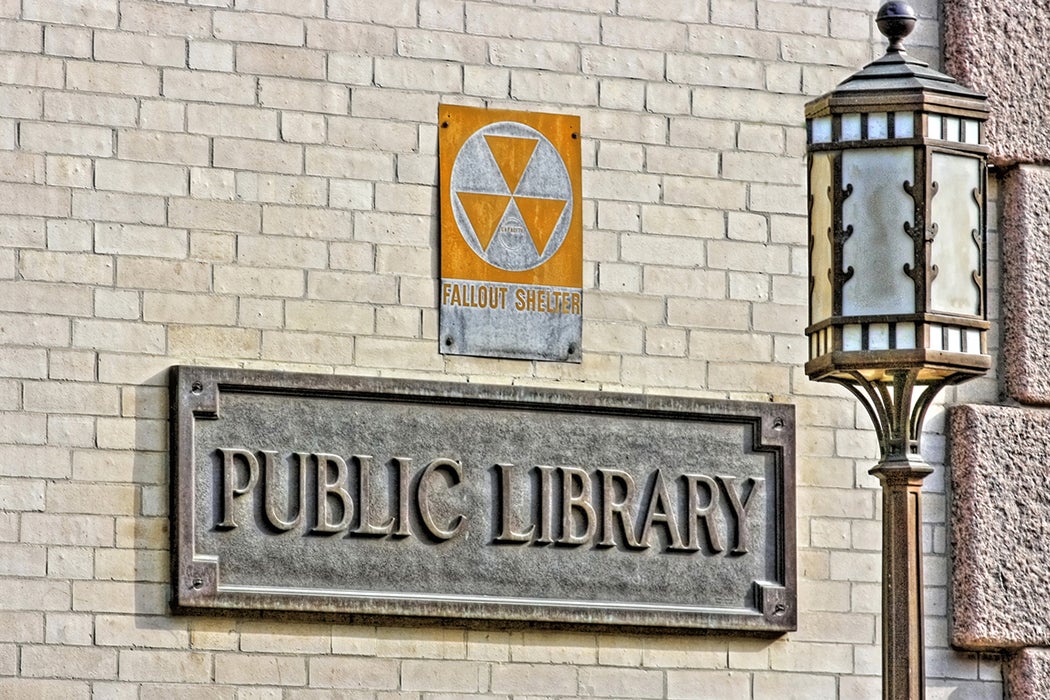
841 147 916 316
896 322 916 349
930 152 981 316
842 114 862 141
811 117 832 144
809 152 834 324
895 112 914 138
868 113 888 139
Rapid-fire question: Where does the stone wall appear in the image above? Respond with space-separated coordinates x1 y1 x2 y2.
947 2 1050 698
0 0 1004 697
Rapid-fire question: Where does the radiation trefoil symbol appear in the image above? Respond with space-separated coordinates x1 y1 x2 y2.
449 121 573 272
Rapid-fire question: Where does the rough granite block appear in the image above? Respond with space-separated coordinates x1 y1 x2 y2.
944 0 1050 165
1001 166 1050 405
949 403 1050 650
1007 648 1050 700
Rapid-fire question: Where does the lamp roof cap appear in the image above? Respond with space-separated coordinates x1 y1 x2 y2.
806 1 987 116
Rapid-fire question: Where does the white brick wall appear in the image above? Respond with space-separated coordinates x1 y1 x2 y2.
0 0 1004 696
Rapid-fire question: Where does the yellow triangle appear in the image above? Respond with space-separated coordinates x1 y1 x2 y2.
484 135 538 192
457 192 511 250
514 196 567 256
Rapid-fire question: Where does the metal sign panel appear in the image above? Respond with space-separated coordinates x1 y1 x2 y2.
438 104 583 362
171 365 797 634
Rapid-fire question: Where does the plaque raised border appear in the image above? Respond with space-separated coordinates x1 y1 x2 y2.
171 365 797 634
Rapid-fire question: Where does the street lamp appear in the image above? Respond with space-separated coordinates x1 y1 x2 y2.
804 3 990 698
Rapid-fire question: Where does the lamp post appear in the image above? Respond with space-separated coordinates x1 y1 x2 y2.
804 3 990 698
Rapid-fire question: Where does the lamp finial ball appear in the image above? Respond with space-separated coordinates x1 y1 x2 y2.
876 1 917 52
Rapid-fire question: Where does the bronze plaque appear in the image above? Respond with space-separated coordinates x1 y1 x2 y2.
171 366 796 633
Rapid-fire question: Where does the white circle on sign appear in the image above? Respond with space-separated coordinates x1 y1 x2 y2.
450 121 573 272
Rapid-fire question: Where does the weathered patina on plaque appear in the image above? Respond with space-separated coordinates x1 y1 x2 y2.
171 366 797 634
438 104 583 362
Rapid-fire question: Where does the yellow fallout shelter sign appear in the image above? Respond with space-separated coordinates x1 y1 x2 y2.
439 104 582 362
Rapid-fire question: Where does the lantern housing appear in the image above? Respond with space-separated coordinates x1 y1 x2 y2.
804 3 990 387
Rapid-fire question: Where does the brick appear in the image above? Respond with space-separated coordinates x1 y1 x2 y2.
189 40 233 72
44 25 92 58
0 54 64 88
0 680 88 699
467 4 599 43
0 410 46 442
375 57 462 92
236 174 327 206
164 70 256 105
119 650 211 683
20 122 113 157
307 271 397 304
117 258 211 292
490 663 578 695
286 300 373 334
602 16 687 51
66 60 160 96
93 30 184 66
753 672 838 699
187 104 278 140
237 44 325 79
490 39 579 72
96 224 188 259
328 0 416 26
170 198 261 233
213 10 303 46
0 85 42 119
325 55 372 87
579 666 663 697
402 659 483 693
512 71 598 106
43 91 137 127
263 205 354 239
143 292 235 326
239 235 327 269
118 130 210 166
351 87 438 122
0 542 45 575
306 20 395 54
22 645 117 679
0 17 42 52
260 77 348 114
72 191 162 226
215 653 307 686
308 657 399 689
0 347 47 378
306 147 394 181
214 266 304 297
354 212 432 247
96 160 188 197
95 286 150 319
397 28 487 63
214 138 302 175
24 0 116 27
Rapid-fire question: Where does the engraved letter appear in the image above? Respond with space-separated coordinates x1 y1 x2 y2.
261 450 307 531
598 468 642 549
495 463 534 543
417 458 467 540
639 470 685 550
559 466 596 545
683 474 724 553
217 447 259 529
313 453 353 533
536 465 556 544
718 476 764 554
355 455 395 536
390 456 412 537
